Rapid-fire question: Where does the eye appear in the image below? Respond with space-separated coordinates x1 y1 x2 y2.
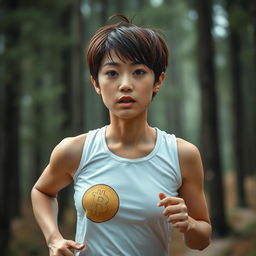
105 70 118 78
134 69 147 76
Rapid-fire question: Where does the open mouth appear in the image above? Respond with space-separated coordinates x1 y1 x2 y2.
118 96 136 103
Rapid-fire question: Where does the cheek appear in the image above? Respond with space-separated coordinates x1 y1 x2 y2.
100 89 114 107
140 83 155 99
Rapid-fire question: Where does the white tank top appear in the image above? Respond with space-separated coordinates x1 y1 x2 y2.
73 126 182 256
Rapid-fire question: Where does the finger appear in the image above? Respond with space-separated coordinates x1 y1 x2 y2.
159 192 167 200
163 205 183 216
67 240 85 251
157 192 167 207
163 202 188 216
53 247 73 256
167 212 188 223
60 247 74 256
158 196 182 207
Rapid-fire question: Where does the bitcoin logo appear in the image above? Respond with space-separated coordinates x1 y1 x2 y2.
82 184 119 223
91 189 109 216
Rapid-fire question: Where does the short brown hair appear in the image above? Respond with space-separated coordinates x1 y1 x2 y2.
86 14 168 88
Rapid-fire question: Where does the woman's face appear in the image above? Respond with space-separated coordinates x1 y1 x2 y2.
91 51 164 121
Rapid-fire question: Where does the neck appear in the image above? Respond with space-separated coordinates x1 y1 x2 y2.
106 114 154 146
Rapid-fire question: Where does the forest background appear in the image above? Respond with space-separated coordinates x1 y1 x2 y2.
1 0 256 255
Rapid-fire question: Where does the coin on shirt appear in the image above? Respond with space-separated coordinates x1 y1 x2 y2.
82 184 119 223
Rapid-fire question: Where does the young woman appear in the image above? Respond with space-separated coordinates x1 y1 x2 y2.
31 15 211 256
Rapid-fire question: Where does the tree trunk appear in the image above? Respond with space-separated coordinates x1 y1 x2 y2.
0 1 21 253
99 0 110 125
249 0 256 67
226 6 248 206
166 33 184 137
60 7 73 138
71 0 85 134
58 4 74 223
230 34 247 206
195 0 229 236
249 0 256 175
33 100 44 179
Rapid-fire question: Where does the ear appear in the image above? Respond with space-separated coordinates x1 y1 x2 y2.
90 76 101 94
153 72 165 93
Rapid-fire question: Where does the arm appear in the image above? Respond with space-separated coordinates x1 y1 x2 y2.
158 139 211 250
31 135 86 256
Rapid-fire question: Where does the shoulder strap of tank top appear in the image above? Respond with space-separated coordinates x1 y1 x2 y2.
73 127 103 181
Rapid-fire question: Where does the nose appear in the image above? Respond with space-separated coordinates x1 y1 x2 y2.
119 75 133 92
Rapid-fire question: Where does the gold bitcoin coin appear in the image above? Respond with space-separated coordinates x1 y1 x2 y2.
82 184 119 223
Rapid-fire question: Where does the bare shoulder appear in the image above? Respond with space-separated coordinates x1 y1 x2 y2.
176 138 203 180
33 133 87 196
176 138 201 162
50 133 87 176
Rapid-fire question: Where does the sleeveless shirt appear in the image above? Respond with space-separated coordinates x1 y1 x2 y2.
73 126 182 256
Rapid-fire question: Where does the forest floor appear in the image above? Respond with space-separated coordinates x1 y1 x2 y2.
9 172 256 256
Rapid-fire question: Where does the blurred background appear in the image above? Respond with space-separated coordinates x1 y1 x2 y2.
0 0 256 255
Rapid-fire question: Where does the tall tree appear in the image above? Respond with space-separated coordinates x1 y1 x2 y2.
58 0 77 222
0 0 22 253
71 0 86 133
99 0 110 125
60 4 73 138
164 1 185 137
195 0 229 236
248 0 256 176
166 36 184 137
251 0 256 68
226 0 247 207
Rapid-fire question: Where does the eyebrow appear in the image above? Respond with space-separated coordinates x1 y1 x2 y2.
102 62 119 67
102 61 143 67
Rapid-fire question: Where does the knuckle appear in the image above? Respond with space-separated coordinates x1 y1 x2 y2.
183 212 188 219
181 204 187 212
56 247 64 253
178 197 184 202
166 205 171 211
168 216 173 222
174 222 180 228
165 206 171 213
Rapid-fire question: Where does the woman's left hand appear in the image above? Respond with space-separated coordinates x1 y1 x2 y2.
157 192 193 233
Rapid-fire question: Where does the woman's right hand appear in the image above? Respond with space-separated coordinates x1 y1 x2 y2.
48 238 85 256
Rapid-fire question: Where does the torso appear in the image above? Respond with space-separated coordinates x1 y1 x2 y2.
72 126 182 256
